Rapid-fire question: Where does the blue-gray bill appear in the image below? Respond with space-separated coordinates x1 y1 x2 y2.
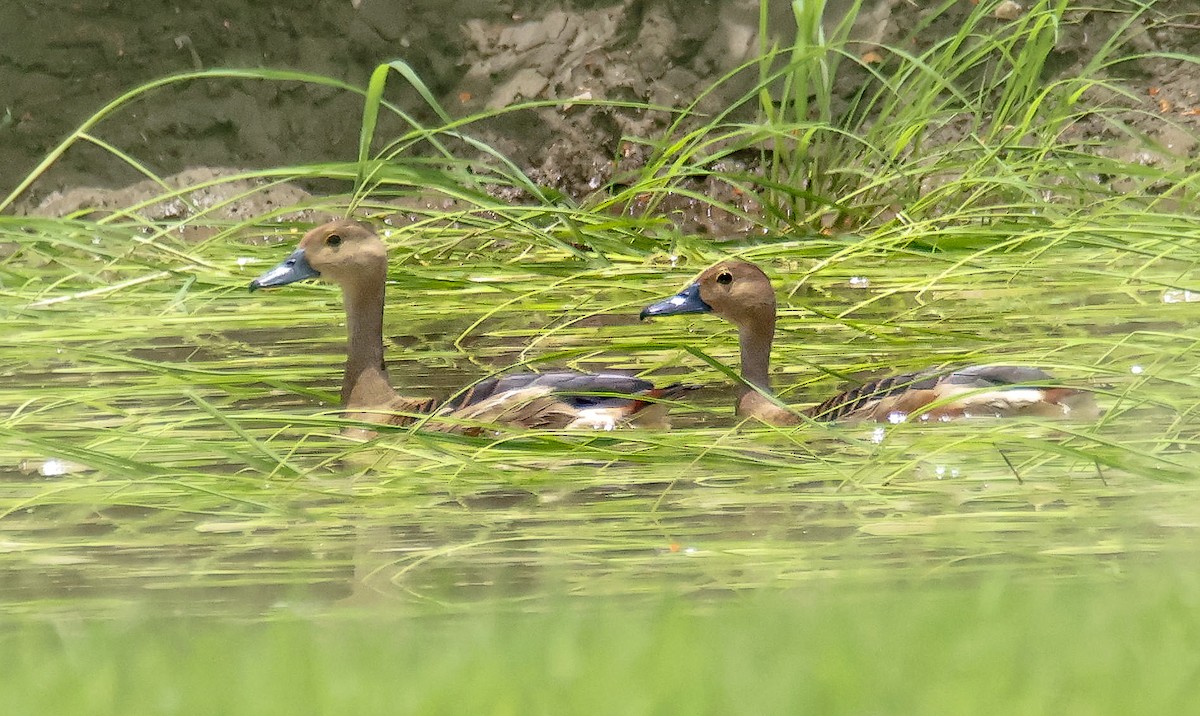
639 282 712 320
249 249 320 291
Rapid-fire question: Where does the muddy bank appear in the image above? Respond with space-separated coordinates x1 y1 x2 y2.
3 0 1198 215
1 0 803 205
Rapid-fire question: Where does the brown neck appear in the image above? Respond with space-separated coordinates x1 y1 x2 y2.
341 277 396 410
735 311 775 412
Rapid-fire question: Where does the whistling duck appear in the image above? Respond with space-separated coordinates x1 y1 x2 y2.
640 260 1098 425
249 220 691 431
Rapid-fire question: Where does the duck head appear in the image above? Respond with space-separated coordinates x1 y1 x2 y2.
640 260 776 327
250 220 386 291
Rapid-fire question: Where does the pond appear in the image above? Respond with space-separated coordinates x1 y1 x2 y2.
4 0 1200 709
4 217 1198 606
3 207 1200 711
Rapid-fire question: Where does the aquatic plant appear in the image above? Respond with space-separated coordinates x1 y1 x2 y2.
0 2 1198 710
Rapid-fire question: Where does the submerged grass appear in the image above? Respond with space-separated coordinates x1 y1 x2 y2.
1 1 1199 707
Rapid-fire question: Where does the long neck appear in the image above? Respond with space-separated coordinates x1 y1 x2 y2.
736 311 775 403
341 278 396 409
733 312 799 425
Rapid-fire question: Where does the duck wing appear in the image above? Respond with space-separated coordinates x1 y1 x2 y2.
442 371 698 430
807 365 1094 422
444 372 654 410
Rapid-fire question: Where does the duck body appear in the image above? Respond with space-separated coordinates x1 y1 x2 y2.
805 364 1097 423
641 260 1098 426
437 371 694 430
250 220 691 432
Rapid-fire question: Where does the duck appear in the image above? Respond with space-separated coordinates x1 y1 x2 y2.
249 220 692 432
640 260 1099 425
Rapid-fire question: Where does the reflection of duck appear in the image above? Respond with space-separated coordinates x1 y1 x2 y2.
641 260 1099 425
250 220 692 431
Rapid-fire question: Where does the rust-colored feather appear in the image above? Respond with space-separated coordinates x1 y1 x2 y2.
251 221 696 436
805 372 940 421
641 259 1099 426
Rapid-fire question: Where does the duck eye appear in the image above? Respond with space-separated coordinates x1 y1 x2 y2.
326 234 342 247
716 271 733 285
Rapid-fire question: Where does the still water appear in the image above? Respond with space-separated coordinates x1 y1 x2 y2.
3 228 1199 617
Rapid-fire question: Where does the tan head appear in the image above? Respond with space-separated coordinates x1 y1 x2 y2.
640 260 776 328
249 220 387 292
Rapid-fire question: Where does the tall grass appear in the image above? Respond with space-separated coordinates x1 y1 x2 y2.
0 0 1198 624
614 0 1200 233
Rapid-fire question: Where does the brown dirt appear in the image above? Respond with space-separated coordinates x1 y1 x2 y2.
2 0 1198 219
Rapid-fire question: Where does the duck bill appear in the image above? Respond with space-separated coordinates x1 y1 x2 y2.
640 283 712 320
249 249 320 291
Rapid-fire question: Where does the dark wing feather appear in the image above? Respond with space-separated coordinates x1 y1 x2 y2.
939 365 1054 387
806 365 1060 421
445 371 656 410
806 369 936 421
